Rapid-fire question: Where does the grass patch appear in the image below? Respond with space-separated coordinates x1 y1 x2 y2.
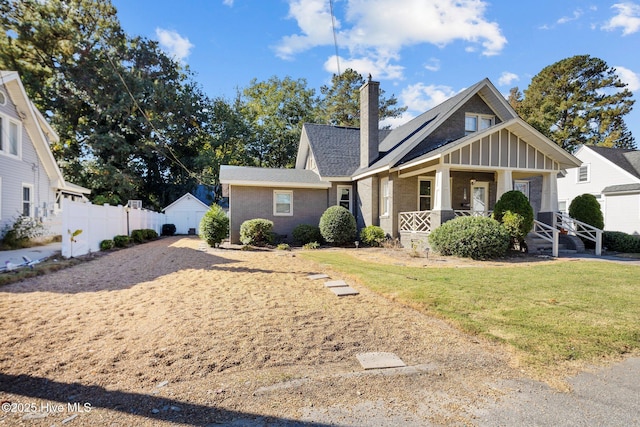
301 251 640 372
0 257 85 287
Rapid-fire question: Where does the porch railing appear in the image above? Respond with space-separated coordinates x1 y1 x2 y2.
531 220 559 257
453 210 493 217
554 212 602 256
399 210 432 233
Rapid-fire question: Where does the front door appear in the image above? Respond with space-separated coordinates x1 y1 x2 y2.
471 182 489 213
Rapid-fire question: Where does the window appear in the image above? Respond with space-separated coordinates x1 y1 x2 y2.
273 190 293 216
558 200 567 213
22 184 33 217
514 180 530 199
337 185 351 211
465 113 494 135
380 177 390 217
0 91 5 106
578 164 590 183
418 178 432 211
0 114 21 157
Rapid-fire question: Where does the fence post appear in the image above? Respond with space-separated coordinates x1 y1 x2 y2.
595 230 602 256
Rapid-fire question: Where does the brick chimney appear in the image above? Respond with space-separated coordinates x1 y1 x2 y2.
360 77 379 168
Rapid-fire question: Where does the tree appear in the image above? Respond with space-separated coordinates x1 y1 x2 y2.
318 68 407 128
241 76 319 168
512 55 635 151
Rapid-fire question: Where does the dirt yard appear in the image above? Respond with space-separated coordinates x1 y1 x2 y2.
0 236 526 426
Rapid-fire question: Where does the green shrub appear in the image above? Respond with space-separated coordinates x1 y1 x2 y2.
144 229 158 240
199 204 229 247
603 231 640 253
162 224 176 236
292 224 322 245
492 190 533 246
113 235 131 248
359 225 385 247
319 206 357 245
303 241 320 250
569 194 604 229
429 216 510 260
100 239 114 251
240 219 274 246
501 211 527 250
276 243 291 251
131 229 146 243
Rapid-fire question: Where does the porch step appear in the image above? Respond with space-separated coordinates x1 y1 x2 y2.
524 233 585 255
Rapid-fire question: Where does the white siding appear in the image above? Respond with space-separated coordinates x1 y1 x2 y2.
163 194 210 235
557 146 640 234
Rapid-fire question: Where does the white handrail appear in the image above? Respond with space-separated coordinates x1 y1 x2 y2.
399 210 432 233
554 212 602 256
531 220 559 257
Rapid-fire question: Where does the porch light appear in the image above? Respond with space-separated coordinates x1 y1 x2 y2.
470 179 476 185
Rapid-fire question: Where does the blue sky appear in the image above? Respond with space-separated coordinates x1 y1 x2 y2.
111 0 640 140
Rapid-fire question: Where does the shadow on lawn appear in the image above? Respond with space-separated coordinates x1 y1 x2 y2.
0 373 330 426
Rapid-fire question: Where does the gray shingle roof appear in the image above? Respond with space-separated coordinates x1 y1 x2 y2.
219 165 330 188
602 183 640 193
588 146 640 179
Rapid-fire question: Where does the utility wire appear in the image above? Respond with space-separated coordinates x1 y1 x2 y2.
329 0 341 76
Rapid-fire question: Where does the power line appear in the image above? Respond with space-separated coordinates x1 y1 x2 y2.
329 0 341 76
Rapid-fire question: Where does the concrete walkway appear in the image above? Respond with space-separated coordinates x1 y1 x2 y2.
0 242 62 267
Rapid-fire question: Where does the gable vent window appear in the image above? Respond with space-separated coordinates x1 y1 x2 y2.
0 91 6 106
465 114 494 135
578 164 590 183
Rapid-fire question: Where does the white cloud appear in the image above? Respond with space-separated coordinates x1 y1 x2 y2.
557 9 583 24
155 28 194 62
323 54 404 80
223 0 234 6
615 65 640 91
400 83 458 112
424 58 440 72
602 2 640 35
498 72 519 86
276 0 507 79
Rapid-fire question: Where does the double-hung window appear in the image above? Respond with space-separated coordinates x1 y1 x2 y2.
0 113 22 158
22 184 33 217
578 164 590 183
273 190 293 216
380 177 390 217
465 114 494 135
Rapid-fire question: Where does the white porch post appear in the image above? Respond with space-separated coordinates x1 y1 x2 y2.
433 165 451 210
495 169 513 200
540 172 558 212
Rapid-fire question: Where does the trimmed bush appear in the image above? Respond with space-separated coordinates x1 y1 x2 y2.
569 194 604 229
0 215 47 249
492 190 534 247
113 235 131 248
603 231 640 253
240 219 273 246
131 229 146 243
292 224 322 245
199 204 229 247
144 229 158 240
319 206 356 245
360 225 385 247
100 239 114 251
162 223 176 236
429 216 510 260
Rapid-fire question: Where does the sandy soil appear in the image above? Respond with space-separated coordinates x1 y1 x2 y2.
0 236 526 426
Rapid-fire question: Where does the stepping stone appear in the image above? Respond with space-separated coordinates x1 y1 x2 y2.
329 286 359 296
307 273 329 280
356 352 406 370
324 280 348 288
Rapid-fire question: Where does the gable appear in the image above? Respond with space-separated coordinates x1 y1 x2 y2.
163 193 209 212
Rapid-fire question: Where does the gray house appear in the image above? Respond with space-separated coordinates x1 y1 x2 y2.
0 71 90 236
220 78 581 246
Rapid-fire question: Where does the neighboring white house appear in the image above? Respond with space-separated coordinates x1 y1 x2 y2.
0 71 90 236
557 145 640 235
162 193 210 235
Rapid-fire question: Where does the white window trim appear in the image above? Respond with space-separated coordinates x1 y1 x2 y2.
380 177 390 218
22 183 34 217
465 113 495 135
577 164 590 183
0 113 22 159
337 185 352 212
417 176 434 211
514 180 530 199
273 190 293 216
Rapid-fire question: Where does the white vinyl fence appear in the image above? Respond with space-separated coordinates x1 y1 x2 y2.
61 199 166 258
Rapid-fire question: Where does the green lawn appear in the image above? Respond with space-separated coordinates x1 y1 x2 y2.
301 251 640 371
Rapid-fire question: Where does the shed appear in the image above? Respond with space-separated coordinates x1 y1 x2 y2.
162 193 210 235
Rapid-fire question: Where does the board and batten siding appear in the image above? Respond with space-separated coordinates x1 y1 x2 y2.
228 186 328 244
0 87 57 232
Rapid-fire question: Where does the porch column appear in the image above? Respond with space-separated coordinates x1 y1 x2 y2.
495 169 513 200
433 165 451 210
538 172 558 225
